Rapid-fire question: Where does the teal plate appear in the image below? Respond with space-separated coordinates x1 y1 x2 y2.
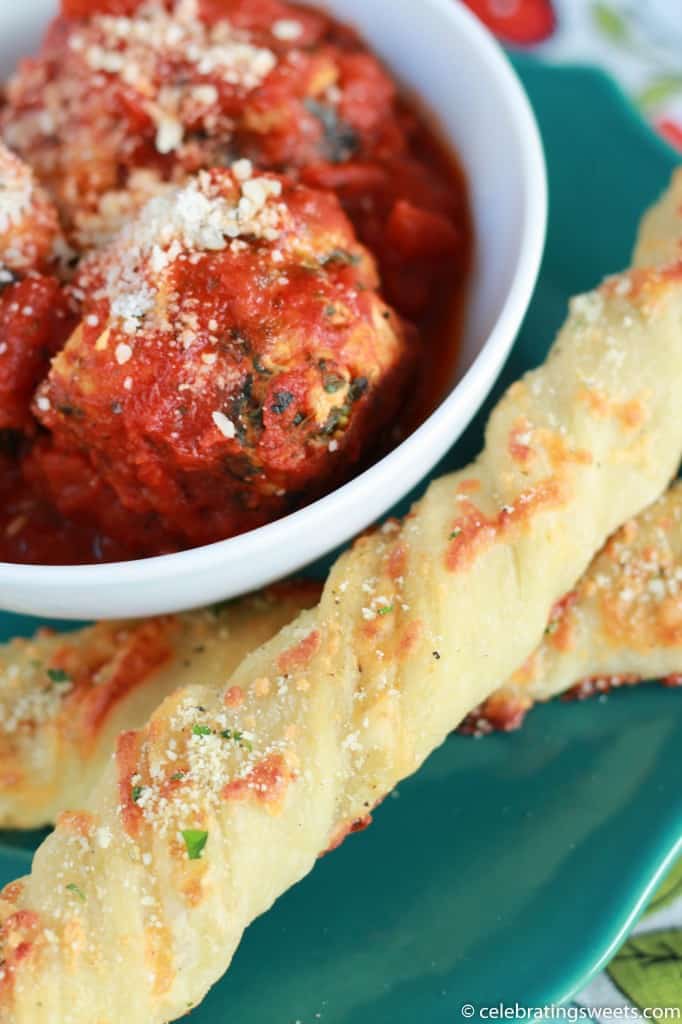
0 56 680 1019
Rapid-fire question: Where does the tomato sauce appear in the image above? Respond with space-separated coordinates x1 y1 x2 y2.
0 0 472 565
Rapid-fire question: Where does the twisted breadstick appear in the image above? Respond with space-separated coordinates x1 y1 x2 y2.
0 584 319 829
462 480 682 733
633 167 682 269
2 188 682 1020
0 482 681 825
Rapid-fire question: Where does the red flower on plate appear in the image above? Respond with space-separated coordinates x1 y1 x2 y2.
657 118 682 153
461 0 556 46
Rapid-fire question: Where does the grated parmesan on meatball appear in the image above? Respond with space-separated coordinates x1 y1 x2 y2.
0 144 73 434
0 142 64 281
30 165 414 549
1 0 394 247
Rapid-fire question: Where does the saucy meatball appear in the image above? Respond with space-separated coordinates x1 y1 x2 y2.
0 144 73 435
0 142 62 278
1 0 466 317
1 0 394 240
30 165 413 549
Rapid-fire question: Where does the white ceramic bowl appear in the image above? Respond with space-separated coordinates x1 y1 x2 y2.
0 0 547 620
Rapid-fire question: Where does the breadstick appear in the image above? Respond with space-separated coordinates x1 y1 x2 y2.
1 482 681 826
462 480 682 733
633 168 682 269
0 583 319 829
0 173 681 1020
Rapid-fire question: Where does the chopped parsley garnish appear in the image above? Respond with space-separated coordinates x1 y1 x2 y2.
131 785 144 803
545 620 559 636
191 723 253 751
171 772 186 782
271 390 294 415
323 373 346 394
303 99 359 163
449 528 462 540
66 883 86 902
221 729 253 751
319 248 361 268
252 355 272 377
182 829 208 861
348 377 368 403
377 605 394 616
47 668 71 684
248 406 264 430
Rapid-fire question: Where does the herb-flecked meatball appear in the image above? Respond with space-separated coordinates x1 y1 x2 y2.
30 166 413 549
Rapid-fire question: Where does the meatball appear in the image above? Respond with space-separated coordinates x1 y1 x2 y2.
0 144 73 434
1 0 465 319
1 0 398 246
31 165 413 550
0 142 63 279
0 277 73 434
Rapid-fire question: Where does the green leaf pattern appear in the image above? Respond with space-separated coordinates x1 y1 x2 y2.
578 859 682 1010
591 3 629 44
608 930 682 1011
636 77 682 113
585 2 682 142
647 860 682 917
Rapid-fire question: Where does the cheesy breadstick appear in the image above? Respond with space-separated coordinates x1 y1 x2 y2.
0 584 319 829
633 167 682 270
462 480 682 733
2 188 682 1021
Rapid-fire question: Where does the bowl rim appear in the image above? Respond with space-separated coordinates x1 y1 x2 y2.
0 0 548 594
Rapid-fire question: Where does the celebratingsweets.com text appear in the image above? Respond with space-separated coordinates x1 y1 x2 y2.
459 1005 681 1021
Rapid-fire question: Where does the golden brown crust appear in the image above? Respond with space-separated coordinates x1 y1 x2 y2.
461 481 682 733
0 584 319 828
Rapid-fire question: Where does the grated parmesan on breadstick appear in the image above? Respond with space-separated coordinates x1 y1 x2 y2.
1 184 682 1021
0 584 320 829
461 480 682 734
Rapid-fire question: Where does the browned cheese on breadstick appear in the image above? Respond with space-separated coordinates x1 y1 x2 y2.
462 480 682 733
1 181 682 1022
0 585 320 829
